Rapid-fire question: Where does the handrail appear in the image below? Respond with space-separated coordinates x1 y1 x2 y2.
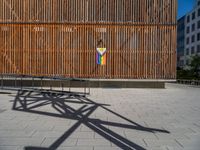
177 79 200 86
0 74 90 95
0 74 89 82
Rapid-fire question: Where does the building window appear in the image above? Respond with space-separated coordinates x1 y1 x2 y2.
198 20 200 29
197 45 200 53
198 8 200 16
191 47 195 54
192 35 195 43
192 23 195 31
186 59 190 65
186 37 190 44
187 26 190 33
186 48 190 55
197 33 200 41
187 15 190 23
192 12 196 20
180 60 184 66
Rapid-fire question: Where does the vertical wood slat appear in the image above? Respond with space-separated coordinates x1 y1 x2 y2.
0 24 176 79
0 0 177 79
0 0 177 24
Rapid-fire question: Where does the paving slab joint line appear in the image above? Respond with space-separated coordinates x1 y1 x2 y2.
142 139 148 147
166 147 173 150
29 130 37 138
40 137 47 146
144 121 149 127
174 139 184 148
188 127 197 133
193 123 200 129
75 138 78 146
93 132 95 139
23 124 32 130
153 133 159 140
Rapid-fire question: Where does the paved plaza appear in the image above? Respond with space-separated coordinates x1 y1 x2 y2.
0 83 200 150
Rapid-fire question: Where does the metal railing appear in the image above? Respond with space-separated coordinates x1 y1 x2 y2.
177 79 200 86
0 74 90 95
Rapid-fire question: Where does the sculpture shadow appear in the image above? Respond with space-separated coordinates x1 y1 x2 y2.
11 89 170 150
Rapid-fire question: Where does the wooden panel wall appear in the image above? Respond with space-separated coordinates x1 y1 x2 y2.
0 0 177 24
0 0 177 79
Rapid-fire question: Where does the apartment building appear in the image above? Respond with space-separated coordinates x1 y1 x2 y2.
177 0 200 68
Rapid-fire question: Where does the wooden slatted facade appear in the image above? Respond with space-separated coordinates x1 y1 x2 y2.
0 0 177 79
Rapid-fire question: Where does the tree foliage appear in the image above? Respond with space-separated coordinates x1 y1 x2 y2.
189 55 200 79
177 55 200 80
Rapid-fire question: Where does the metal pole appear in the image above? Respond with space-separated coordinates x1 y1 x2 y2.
60 80 62 92
61 80 64 92
21 76 22 90
49 77 52 91
50 84 52 91
32 77 34 89
84 80 86 96
0 75 2 89
69 80 71 92
88 80 90 95
41 78 43 90
15 76 17 88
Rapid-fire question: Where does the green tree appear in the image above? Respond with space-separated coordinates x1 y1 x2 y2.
189 55 200 79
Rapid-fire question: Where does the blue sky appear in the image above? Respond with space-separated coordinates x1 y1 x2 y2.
178 0 196 18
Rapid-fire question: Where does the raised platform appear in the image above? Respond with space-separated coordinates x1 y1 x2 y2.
1 77 174 88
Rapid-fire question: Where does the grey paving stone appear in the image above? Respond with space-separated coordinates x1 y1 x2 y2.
166 145 200 150
57 146 93 150
32 130 94 139
41 138 77 147
175 138 200 149
52 124 76 131
69 131 94 139
32 131 65 138
124 130 158 140
143 146 169 150
0 114 16 120
25 123 55 131
77 139 111 146
154 132 189 140
0 130 35 138
94 146 122 150
44 119 71 126
0 84 200 150
0 123 27 131
143 139 182 148
0 146 19 150
0 137 44 146
111 138 147 149
186 133 200 140
80 125 93 132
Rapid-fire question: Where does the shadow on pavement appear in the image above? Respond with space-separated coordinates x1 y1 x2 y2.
11 89 170 150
